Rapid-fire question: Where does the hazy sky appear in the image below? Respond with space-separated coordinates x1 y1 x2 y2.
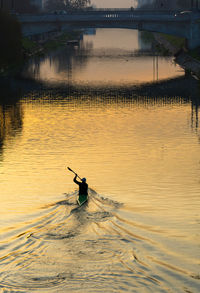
42 0 139 8
90 0 135 8
90 0 153 8
42 0 154 9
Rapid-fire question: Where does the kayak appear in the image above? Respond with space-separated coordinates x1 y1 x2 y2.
77 194 88 206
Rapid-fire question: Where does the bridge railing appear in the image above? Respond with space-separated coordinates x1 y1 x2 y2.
71 8 181 15
25 8 183 16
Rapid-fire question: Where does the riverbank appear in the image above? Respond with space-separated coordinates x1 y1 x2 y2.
22 30 81 58
0 30 82 78
153 33 200 79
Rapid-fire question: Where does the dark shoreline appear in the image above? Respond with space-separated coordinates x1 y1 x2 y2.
153 33 200 79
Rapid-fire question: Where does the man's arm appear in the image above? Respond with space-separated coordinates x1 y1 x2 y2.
73 174 81 185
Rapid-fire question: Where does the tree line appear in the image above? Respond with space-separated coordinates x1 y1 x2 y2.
44 0 91 12
0 0 91 14
0 10 22 72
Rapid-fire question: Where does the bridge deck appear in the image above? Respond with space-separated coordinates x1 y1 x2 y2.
17 9 200 49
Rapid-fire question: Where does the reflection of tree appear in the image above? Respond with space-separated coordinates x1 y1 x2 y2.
73 40 93 66
191 96 200 131
138 31 154 52
0 101 23 160
189 78 200 143
51 40 93 74
22 39 93 83
190 94 200 144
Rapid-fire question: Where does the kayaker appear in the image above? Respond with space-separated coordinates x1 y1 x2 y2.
73 174 88 205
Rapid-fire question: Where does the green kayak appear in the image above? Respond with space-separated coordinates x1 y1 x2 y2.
77 194 88 206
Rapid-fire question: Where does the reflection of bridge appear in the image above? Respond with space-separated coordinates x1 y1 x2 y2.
18 9 200 49
11 72 199 100
18 73 200 131
1 74 199 138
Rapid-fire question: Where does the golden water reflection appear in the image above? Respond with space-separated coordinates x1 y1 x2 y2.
0 95 199 292
0 96 199 222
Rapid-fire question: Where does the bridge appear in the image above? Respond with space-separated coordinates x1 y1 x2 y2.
17 9 200 49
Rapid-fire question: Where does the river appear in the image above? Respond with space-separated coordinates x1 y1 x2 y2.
0 28 200 292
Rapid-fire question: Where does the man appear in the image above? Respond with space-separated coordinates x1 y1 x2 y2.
73 174 88 205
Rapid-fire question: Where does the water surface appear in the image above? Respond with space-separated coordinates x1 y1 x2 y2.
0 28 199 293
22 29 184 87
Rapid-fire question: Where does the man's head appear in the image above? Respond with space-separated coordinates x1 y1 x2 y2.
82 178 86 182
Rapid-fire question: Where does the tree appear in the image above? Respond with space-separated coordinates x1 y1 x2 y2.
15 0 40 14
0 10 22 70
44 0 66 11
44 0 91 12
69 0 91 9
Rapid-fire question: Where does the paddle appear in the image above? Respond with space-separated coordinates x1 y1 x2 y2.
67 167 82 181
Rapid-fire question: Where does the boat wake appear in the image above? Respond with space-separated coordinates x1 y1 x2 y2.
0 189 199 293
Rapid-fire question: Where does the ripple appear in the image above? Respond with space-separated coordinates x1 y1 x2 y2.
0 272 66 290
0 190 199 293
